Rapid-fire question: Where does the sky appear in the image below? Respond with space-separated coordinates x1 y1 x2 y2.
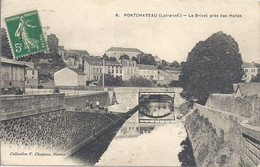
1 0 260 63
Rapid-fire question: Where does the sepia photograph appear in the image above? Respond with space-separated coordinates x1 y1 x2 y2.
0 0 259 166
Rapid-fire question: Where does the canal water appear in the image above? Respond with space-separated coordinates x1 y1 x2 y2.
70 95 196 166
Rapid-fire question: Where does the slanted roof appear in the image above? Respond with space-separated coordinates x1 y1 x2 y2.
1 57 27 67
69 49 89 56
105 61 120 66
106 47 142 53
242 62 259 68
85 56 102 66
235 82 260 97
137 64 158 70
69 68 85 75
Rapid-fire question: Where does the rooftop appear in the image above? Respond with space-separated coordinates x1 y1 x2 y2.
234 82 260 97
242 62 260 68
68 68 86 75
1 57 27 67
137 64 158 70
105 61 120 66
106 47 142 53
85 56 102 66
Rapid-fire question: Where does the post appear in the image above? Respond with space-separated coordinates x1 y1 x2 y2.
102 58 105 90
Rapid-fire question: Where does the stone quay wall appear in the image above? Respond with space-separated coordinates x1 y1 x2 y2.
0 92 127 155
184 103 260 167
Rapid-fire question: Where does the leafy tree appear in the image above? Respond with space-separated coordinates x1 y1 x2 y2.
180 61 186 68
102 53 109 60
162 60 168 66
168 80 181 87
251 73 260 82
132 56 139 63
179 31 243 104
108 57 116 61
1 28 13 59
125 76 153 87
171 61 180 68
139 54 156 65
119 54 130 60
47 34 59 54
98 74 124 86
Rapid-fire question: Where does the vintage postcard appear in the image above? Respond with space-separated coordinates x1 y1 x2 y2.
0 0 259 166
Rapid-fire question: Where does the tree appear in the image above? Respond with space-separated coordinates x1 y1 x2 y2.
119 54 130 60
180 61 186 68
179 31 244 104
139 54 156 65
98 74 124 86
251 73 260 82
108 57 116 61
1 28 13 59
125 76 153 87
47 34 59 58
171 61 180 68
132 56 138 63
162 60 168 66
102 53 109 60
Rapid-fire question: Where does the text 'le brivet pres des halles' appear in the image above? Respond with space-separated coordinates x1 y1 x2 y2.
119 13 242 18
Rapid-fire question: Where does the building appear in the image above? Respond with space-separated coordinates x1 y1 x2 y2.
242 62 260 82
84 56 103 81
25 65 38 87
121 59 139 81
1 57 27 92
157 67 182 85
54 67 86 86
105 47 142 60
233 82 260 97
137 64 158 81
104 60 122 78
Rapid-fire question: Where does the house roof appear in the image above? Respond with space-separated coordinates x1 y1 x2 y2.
85 56 102 66
242 62 260 68
106 47 142 53
69 49 89 56
105 61 120 66
235 82 260 97
68 68 86 75
1 57 27 67
137 64 158 70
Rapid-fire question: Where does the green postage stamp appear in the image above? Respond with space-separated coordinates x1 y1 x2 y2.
4 10 47 58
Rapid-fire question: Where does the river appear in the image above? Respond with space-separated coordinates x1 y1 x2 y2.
70 95 195 166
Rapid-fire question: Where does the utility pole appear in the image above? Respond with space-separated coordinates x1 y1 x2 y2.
102 58 105 90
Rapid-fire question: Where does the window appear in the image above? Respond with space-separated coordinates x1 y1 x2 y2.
251 69 255 72
32 70 34 75
108 69 110 73
120 69 122 73
116 69 118 73
127 69 129 74
244 69 248 72
93 68 95 72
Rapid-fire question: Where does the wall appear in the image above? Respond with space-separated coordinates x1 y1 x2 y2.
184 103 260 167
1 94 65 120
65 92 111 111
206 94 260 126
54 68 78 86
0 110 126 154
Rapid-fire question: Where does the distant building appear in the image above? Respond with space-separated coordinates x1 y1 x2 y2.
1 57 26 91
84 56 103 81
242 62 260 82
105 47 142 60
25 65 38 87
157 67 182 85
104 61 122 78
54 67 86 86
121 59 139 81
233 82 260 97
137 64 158 81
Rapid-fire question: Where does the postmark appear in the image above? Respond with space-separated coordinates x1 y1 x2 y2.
4 10 47 59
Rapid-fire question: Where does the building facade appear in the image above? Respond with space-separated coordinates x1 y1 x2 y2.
104 61 122 78
1 57 26 92
25 66 38 87
105 47 142 60
54 67 86 86
242 62 260 82
121 60 139 81
137 64 158 81
84 56 103 81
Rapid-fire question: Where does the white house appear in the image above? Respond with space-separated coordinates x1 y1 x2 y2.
242 62 260 82
54 67 86 86
105 47 142 60
137 64 158 81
